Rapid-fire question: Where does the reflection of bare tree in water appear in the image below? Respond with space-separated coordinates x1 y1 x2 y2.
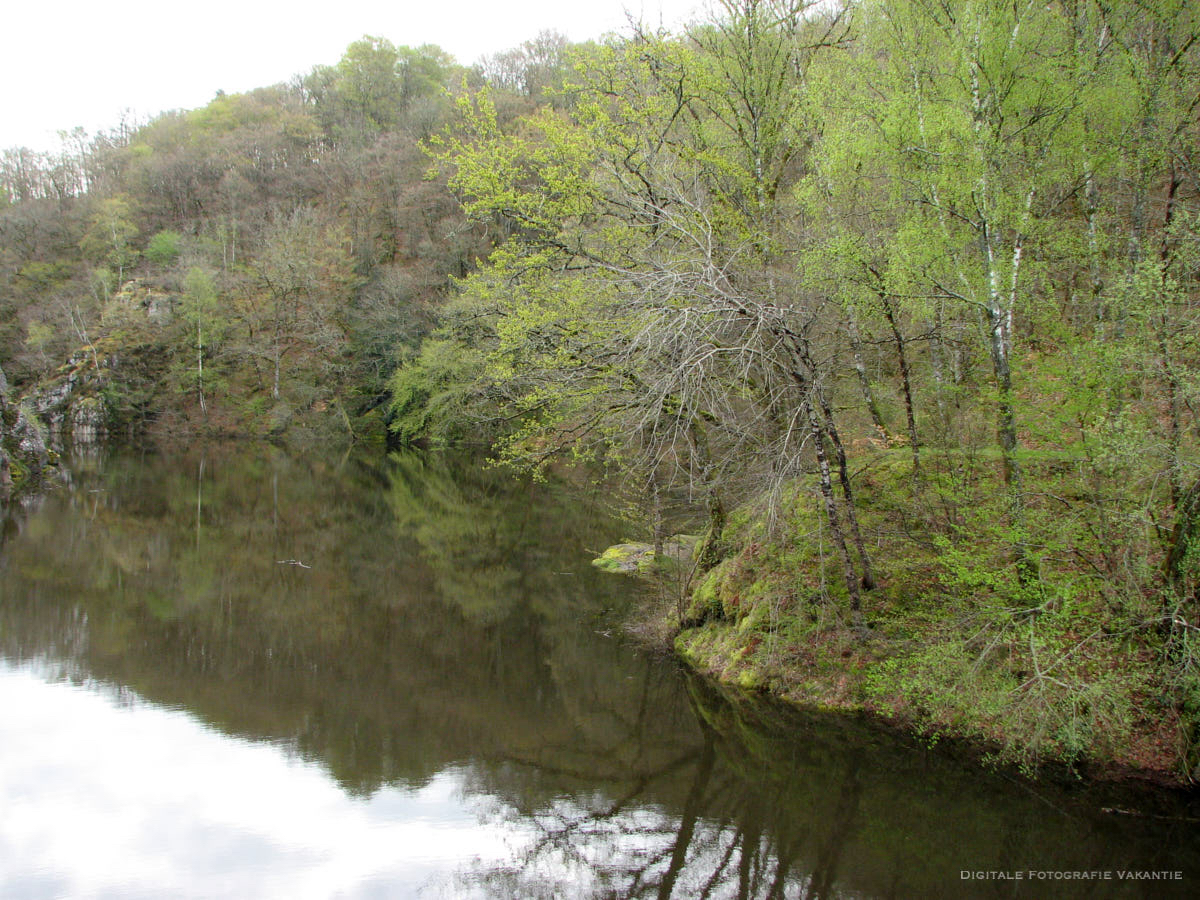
461 666 863 899
655 730 715 899
801 758 860 900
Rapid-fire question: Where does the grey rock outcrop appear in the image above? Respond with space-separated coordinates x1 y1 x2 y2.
26 352 109 449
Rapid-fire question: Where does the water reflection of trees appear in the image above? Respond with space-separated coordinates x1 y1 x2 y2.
458 674 817 900
1 448 1198 899
1 446 649 790
455 667 1200 899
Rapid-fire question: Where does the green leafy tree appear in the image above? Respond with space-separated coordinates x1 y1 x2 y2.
180 267 222 414
434 19 877 614
79 196 139 285
145 229 182 266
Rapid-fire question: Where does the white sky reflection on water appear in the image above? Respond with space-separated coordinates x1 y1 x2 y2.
0 659 525 899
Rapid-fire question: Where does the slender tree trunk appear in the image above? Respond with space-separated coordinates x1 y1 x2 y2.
845 312 887 440
986 301 1021 492
929 312 946 389
803 396 864 625
1159 167 1184 509
983 225 1023 501
1084 165 1104 320
649 475 665 559
880 295 920 478
272 298 282 401
787 329 876 592
688 417 726 572
1158 309 1183 511
1165 481 1200 595
700 488 726 571
197 319 206 415
812 379 876 590
984 289 1035 585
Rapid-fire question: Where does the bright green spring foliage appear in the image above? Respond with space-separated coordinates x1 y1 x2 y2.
144 230 182 267
391 0 1200 776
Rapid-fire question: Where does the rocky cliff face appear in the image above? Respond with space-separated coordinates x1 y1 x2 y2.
26 352 110 449
20 280 171 451
0 365 52 498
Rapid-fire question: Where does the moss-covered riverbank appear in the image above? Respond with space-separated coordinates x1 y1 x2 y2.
671 620 1185 788
610 452 1200 790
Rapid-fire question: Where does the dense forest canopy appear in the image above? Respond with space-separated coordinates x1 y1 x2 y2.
0 36 503 439
3 0 1200 777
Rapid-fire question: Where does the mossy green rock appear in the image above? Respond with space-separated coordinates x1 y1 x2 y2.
592 536 700 576
591 542 657 575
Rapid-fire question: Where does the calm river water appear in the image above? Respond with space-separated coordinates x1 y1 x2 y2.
1 447 1197 898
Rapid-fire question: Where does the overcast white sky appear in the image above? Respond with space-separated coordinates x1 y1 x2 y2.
2 0 705 152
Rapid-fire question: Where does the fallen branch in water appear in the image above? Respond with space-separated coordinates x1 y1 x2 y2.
276 559 312 569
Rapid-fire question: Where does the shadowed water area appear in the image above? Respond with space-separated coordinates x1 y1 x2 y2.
0 447 1197 898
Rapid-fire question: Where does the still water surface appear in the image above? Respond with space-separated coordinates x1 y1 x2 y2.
1 447 1197 898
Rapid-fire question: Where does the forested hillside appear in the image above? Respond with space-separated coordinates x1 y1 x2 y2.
3 0 1199 779
0 35 569 440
